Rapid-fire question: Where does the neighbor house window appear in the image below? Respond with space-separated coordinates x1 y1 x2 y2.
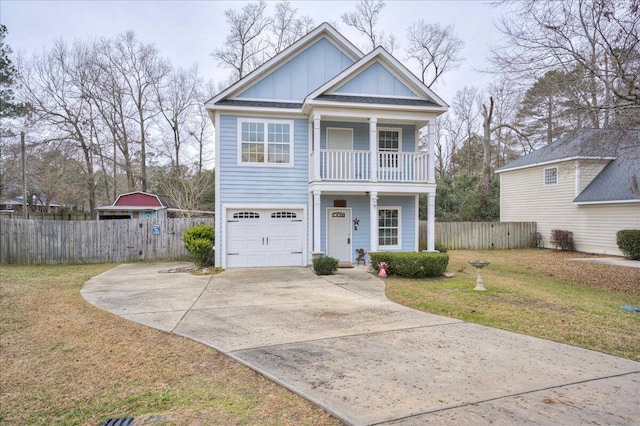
378 128 401 168
239 119 293 166
544 167 558 186
378 207 401 248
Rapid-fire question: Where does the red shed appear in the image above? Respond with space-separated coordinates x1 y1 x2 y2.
96 191 169 220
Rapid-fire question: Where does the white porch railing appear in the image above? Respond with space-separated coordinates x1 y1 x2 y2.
317 150 429 182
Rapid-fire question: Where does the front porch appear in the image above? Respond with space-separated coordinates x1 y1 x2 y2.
309 191 437 264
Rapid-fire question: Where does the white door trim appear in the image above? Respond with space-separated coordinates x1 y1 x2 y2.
326 207 352 262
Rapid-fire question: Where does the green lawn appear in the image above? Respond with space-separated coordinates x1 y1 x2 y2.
385 250 640 361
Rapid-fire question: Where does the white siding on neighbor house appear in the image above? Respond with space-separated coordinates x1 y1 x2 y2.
500 160 640 255
236 38 353 102
577 160 609 194
334 62 418 98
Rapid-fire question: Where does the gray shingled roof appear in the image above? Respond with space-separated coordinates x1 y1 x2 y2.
574 143 640 203
498 129 640 203
215 99 303 109
315 94 440 107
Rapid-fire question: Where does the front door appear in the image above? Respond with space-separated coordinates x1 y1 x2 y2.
327 208 352 263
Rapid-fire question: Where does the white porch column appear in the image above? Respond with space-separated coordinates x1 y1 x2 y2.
313 114 321 181
313 190 322 254
427 123 435 183
369 117 378 182
369 191 378 253
427 193 436 251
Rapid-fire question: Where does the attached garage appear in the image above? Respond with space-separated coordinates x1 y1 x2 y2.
225 208 305 267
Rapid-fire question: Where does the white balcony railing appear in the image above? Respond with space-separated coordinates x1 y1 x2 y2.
317 150 429 182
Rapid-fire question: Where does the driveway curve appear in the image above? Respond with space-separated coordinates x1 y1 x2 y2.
82 263 640 426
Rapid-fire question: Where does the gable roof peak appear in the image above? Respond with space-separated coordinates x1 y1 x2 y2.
304 45 449 109
206 22 363 108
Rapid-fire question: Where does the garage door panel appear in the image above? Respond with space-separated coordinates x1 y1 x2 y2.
226 209 304 267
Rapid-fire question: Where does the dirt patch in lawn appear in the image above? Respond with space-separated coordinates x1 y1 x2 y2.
0 264 342 425
455 249 640 295
385 249 640 361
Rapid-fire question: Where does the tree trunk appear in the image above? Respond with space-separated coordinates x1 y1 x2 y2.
481 97 494 196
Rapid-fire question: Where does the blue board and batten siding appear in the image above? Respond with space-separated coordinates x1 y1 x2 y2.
237 38 354 102
334 62 417 98
321 121 417 151
320 195 417 263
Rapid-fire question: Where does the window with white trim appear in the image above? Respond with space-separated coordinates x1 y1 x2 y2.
378 128 401 168
239 119 293 165
544 167 558 186
378 207 401 248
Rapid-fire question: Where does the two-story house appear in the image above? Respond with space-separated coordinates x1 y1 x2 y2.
206 23 448 268
497 128 639 256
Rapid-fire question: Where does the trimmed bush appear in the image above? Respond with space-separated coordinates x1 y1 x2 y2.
313 256 339 275
616 230 640 260
551 230 575 251
183 224 215 266
369 251 449 278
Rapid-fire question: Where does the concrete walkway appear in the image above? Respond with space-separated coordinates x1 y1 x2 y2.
81 263 640 425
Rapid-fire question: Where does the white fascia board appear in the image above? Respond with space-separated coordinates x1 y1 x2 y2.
210 105 307 118
309 105 443 123
309 181 436 194
573 199 640 205
304 47 448 108
302 100 447 116
495 156 616 173
206 23 362 107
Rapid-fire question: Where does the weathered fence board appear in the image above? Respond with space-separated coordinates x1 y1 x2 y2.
0 212 92 221
0 218 214 265
419 221 537 250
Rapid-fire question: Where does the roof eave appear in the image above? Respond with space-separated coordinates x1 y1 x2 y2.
573 198 640 205
303 99 448 115
496 156 616 173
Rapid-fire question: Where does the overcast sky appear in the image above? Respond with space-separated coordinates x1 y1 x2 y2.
1 0 506 104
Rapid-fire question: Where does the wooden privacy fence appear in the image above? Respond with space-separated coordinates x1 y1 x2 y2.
420 221 537 250
0 212 92 221
0 218 215 265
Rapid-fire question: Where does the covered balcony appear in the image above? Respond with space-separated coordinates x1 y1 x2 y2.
314 150 429 182
308 114 436 185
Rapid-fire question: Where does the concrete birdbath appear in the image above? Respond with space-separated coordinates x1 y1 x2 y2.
468 260 491 291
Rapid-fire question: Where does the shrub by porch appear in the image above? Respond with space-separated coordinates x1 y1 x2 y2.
370 251 449 278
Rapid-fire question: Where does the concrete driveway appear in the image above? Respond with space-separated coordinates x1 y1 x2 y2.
81 263 640 425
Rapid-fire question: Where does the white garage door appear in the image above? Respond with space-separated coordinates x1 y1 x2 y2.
226 209 304 267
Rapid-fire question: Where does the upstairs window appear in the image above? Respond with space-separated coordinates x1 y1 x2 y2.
544 167 558 186
378 128 401 168
239 119 293 166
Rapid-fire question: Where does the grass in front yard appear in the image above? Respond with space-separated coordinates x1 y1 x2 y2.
385 250 640 361
0 264 341 425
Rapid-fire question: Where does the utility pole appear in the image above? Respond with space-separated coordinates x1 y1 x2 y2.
21 131 27 218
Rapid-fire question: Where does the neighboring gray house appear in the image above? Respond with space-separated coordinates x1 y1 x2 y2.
206 23 448 268
497 129 640 255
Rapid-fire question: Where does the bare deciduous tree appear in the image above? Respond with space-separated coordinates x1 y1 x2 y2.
155 65 201 170
268 1 314 57
18 41 100 212
107 32 170 191
405 21 464 88
490 0 640 128
212 1 271 81
341 0 398 52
